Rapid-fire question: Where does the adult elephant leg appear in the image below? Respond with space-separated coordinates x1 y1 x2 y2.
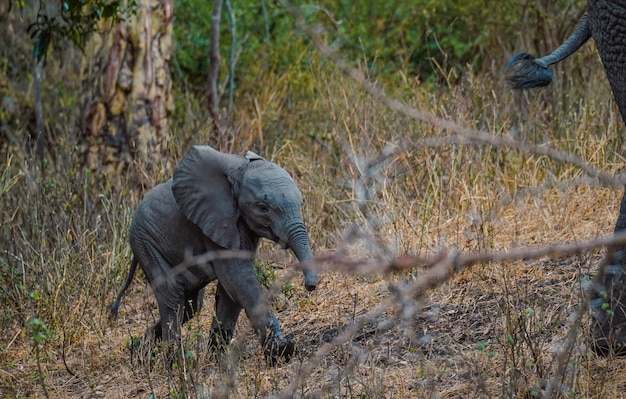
604 190 626 355
614 190 626 238
592 190 626 356
581 0 626 358
213 260 294 364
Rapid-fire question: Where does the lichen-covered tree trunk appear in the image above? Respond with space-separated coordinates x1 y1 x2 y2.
79 0 174 179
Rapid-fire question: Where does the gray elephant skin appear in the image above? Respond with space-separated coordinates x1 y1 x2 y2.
506 2 626 356
110 145 318 364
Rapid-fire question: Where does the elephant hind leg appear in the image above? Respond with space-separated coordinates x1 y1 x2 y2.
210 282 242 350
181 287 205 325
151 281 189 345
137 287 203 365
143 285 205 339
145 321 164 341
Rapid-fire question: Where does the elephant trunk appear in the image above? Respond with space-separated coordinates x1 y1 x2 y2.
284 220 318 291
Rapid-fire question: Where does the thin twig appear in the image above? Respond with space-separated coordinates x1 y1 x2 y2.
225 0 236 117
208 0 224 136
260 0 270 45
290 230 626 276
140 250 254 295
34 56 45 161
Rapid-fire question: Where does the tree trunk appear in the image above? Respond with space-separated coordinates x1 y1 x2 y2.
79 0 174 180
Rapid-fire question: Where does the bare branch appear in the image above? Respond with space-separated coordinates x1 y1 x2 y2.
225 0 236 117
141 249 254 295
260 0 270 45
297 230 626 276
208 0 223 136
270 231 626 397
34 56 45 161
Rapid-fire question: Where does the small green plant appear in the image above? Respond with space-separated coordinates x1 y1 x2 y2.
281 280 294 298
26 317 51 399
254 260 277 289
27 317 50 347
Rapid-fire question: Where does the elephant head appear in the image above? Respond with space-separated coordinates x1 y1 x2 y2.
171 145 318 290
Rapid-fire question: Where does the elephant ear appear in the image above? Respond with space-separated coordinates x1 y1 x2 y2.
172 145 247 249
245 150 265 161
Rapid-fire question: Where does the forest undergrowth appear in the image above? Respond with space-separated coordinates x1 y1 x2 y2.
3 7 626 397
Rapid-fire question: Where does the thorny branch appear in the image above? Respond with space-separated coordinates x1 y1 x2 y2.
271 232 626 397
277 253 457 398
293 230 626 277
156 229 626 397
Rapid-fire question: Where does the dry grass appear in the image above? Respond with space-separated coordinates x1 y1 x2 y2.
4 31 626 399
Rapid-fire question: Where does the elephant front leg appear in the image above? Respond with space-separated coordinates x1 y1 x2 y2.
213 259 295 364
263 314 295 366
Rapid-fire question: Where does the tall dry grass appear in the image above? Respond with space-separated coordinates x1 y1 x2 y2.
3 19 626 399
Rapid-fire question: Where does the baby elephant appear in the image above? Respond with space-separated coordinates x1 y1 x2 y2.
110 145 318 364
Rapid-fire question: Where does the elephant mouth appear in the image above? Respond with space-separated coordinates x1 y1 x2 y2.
274 233 289 249
266 227 286 248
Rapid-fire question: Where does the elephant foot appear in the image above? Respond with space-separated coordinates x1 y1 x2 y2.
590 258 626 357
264 333 295 366
209 328 234 352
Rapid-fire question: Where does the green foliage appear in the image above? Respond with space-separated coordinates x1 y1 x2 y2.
253 259 295 298
26 317 50 346
23 0 137 62
313 0 516 79
254 259 277 289
173 0 309 89
172 0 212 83
171 0 588 101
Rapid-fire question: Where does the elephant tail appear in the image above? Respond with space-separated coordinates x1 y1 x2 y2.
506 12 591 89
505 52 554 89
109 256 139 321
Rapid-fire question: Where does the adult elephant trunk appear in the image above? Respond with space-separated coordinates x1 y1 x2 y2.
283 218 318 291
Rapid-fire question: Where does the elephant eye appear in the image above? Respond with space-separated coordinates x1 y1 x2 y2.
257 202 269 214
